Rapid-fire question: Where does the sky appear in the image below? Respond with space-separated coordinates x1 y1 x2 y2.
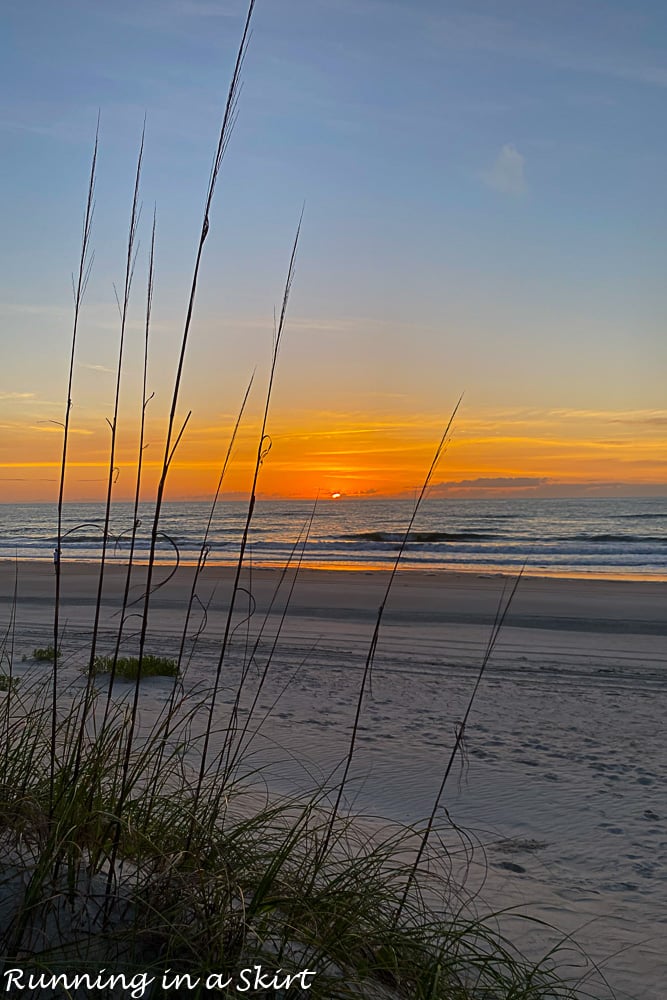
1 0 666 502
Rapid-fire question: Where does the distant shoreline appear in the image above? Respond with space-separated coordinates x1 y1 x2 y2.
1 555 666 584
3 559 667 621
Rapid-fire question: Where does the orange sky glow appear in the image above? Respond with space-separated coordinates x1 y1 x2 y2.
1 404 665 503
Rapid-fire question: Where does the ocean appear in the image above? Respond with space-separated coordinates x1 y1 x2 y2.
1 496 666 578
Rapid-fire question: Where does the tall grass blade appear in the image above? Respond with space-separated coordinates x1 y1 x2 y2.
103 207 157 728
188 213 302 840
320 396 462 860
87 124 144 677
50 122 98 816
133 0 256 686
396 565 526 921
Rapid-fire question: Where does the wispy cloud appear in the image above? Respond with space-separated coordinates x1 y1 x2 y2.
29 424 93 436
0 116 85 143
170 0 236 16
549 407 667 426
78 363 115 375
429 10 667 90
0 301 156 334
0 302 71 318
231 314 404 336
436 476 549 490
610 414 667 427
424 476 667 499
481 144 526 195
0 392 35 401
0 476 57 482
95 0 238 34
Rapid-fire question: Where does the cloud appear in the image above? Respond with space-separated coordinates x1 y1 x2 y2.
78 363 115 375
30 424 93 436
481 143 526 195
170 0 236 15
0 302 71 318
436 476 549 490
549 407 667 421
610 413 667 427
422 476 667 499
0 392 35 401
428 11 667 91
97 0 238 33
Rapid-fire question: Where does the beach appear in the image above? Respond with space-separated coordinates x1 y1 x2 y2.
2 560 666 998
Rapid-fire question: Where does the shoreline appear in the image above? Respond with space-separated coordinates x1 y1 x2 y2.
3 564 667 648
2 556 667 585
4 557 667 606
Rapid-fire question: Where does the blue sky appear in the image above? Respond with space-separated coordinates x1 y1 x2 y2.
1 0 666 499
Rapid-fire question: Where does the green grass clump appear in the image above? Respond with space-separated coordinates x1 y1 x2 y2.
0 674 18 693
31 645 60 662
93 654 178 681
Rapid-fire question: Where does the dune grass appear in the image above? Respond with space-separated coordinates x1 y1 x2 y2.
92 654 179 682
0 675 582 999
30 646 60 663
0 2 592 996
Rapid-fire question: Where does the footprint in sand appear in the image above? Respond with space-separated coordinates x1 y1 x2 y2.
497 861 526 873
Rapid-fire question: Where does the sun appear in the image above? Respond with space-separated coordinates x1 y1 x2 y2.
331 492 342 500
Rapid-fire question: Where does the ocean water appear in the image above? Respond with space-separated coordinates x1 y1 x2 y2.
0 496 666 578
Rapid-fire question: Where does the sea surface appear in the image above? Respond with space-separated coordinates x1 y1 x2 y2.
1 496 666 578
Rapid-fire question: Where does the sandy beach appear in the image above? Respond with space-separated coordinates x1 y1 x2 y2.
2 560 666 998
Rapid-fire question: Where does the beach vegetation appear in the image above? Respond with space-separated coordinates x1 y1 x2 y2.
93 653 179 681
31 645 60 662
0 680 581 998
